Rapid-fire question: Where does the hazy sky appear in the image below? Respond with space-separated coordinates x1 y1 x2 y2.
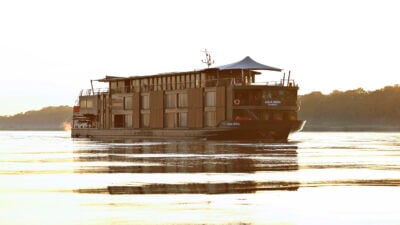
1 0 399 116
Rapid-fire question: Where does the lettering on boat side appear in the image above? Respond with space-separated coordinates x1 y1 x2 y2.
265 100 281 106
221 121 241 127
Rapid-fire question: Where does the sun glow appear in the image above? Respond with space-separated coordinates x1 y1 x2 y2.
62 122 72 131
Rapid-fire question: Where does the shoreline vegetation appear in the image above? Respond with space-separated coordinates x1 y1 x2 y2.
299 85 400 131
1 85 400 132
0 106 72 131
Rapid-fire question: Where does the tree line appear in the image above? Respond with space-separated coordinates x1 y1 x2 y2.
0 106 72 130
1 85 400 131
299 85 400 131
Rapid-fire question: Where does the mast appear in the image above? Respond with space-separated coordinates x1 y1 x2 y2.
201 48 215 68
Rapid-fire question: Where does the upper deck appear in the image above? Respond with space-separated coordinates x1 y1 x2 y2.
80 70 297 97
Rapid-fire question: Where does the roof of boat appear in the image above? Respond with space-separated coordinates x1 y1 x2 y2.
96 56 281 82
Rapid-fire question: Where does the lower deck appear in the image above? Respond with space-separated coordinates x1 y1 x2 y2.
71 120 306 141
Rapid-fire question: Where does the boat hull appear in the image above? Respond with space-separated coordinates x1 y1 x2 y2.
71 120 305 141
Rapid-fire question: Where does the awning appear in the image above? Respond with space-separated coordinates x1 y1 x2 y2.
215 56 282 72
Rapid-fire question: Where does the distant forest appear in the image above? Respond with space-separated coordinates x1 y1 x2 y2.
1 85 400 131
0 106 72 130
299 85 400 131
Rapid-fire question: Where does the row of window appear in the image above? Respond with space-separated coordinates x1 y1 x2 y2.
120 91 216 110
110 73 209 93
114 111 217 129
79 99 94 109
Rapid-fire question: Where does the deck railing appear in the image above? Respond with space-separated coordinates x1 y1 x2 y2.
107 78 297 94
79 88 109 96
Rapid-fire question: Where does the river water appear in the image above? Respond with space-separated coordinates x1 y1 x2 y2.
1 131 400 225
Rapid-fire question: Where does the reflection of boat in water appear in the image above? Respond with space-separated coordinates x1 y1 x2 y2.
72 54 305 141
74 140 300 194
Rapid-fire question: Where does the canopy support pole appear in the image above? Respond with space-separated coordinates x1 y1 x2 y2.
90 80 94 95
282 72 286 86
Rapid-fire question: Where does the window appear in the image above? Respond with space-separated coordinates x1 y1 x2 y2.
141 79 148 91
114 114 125 128
195 74 200 88
125 114 132 128
79 99 86 108
165 94 177 108
86 100 93 108
204 111 216 127
80 99 93 109
186 74 190 88
180 75 186 89
164 113 176 128
167 77 171 90
141 113 150 128
179 112 187 127
133 80 140 92
141 95 149 109
178 93 188 108
191 74 195 88
110 81 117 89
124 96 133 110
172 76 176 90
158 77 162 90
205 91 216 107
162 77 166 90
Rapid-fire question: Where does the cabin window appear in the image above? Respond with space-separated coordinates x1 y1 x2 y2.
124 96 133 110
114 114 125 128
205 91 216 107
200 73 206 87
125 80 131 92
204 111 216 127
140 79 148 91
195 74 200 88
179 112 187 127
166 77 171 90
180 75 186 89
80 99 94 109
234 90 263 106
171 76 176 90
165 93 177 108
186 74 190 88
162 77 166 90
190 74 195 88
79 99 86 108
111 81 117 91
86 100 93 108
118 81 125 88
141 113 150 128
178 93 188 108
148 78 153 91
157 77 161 90
133 80 140 92
141 95 149 109
164 113 176 128
125 114 132 128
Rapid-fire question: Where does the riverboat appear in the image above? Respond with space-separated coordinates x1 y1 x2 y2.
71 54 305 141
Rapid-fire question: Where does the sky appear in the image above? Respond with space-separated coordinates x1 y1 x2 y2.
1 0 399 116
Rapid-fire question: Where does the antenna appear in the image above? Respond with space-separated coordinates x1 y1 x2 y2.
201 48 215 68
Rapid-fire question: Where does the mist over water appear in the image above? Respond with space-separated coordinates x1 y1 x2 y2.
1 131 400 225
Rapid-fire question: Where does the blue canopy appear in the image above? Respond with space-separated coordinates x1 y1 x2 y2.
216 56 282 72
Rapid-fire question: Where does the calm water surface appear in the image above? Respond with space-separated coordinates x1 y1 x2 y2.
1 131 400 225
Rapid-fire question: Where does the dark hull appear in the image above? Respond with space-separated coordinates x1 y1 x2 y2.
71 120 305 141
209 120 306 141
